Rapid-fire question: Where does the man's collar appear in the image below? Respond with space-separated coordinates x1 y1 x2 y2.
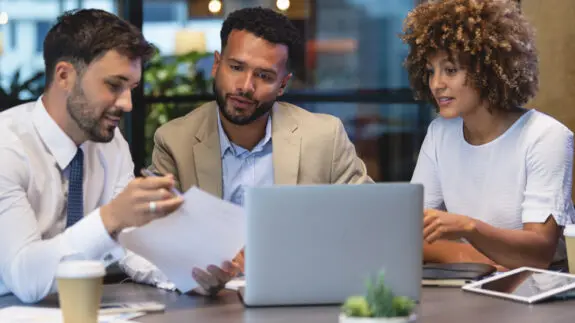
32 97 81 170
216 109 272 157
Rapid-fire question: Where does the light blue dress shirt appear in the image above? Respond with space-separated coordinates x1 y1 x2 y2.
217 113 274 206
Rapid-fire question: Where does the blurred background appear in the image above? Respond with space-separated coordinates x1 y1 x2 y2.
1 0 567 186
0 0 436 183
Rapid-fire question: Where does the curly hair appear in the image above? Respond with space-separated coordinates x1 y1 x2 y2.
220 7 303 71
400 0 538 111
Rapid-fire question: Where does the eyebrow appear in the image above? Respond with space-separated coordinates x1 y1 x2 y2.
106 75 140 88
228 58 278 76
426 58 456 67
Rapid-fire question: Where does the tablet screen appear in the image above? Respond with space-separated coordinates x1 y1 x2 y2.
475 269 575 298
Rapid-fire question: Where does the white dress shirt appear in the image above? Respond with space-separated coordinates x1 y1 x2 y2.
0 99 133 303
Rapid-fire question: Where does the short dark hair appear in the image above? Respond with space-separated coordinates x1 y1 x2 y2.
43 9 156 87
220 7 302 71
400 0 538 112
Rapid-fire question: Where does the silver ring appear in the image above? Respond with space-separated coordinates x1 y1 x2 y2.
149 201 157 213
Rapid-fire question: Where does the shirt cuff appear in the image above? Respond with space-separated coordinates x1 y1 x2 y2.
119 252 176 291
522 209 567 226
62 208 123 264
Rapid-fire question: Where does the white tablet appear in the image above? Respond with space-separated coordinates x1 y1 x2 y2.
462 267 575 304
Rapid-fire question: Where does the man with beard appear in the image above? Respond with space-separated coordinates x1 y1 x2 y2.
0 9 184 303
120 7 373 297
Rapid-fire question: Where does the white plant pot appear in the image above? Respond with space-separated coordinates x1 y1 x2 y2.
338 313 411 323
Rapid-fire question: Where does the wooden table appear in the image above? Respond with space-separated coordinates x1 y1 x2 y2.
1 283 574 322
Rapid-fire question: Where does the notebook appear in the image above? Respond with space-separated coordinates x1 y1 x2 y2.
422 263 497 287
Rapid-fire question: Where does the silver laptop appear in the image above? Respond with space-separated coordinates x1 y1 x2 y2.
239 183 423 307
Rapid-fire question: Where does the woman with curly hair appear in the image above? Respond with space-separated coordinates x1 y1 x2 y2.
401 0 575 270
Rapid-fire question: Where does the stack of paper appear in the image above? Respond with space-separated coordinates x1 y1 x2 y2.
119 186 246 293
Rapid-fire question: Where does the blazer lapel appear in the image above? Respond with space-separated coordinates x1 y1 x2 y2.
192 106 223 198
272 103 301 185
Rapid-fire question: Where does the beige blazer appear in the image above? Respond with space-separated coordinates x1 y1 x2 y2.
151 101 373 197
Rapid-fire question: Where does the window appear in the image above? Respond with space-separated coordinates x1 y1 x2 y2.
8 20 17 50
139 0 430 180
35 21 52 53
0 0 117 100
143 3 177 22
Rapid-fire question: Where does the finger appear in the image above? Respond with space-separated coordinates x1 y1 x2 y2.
140 168 174 179
232 252 244 273
423 220 438 240
423 213 437 227
425 230 442 244
192 268 219 290
423 220 440 242
423 214 438 232
191 271 211 292
135 188 174 203
145 197 184 217
207 265 232 284
495 265 508 272
137 176 176 190
221 261 234 272
193 268 225 296
221 260 242 277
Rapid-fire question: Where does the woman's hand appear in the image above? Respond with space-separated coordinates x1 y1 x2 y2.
423 209 476 243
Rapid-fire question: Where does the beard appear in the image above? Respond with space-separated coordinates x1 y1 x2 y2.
213 82 275 126
66 81 122 143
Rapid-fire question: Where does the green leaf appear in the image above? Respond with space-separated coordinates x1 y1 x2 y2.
366 273 395 317
392 296 415 317
142 50 214 159
9 69 22 96
360 272 415 318
341 296 371 317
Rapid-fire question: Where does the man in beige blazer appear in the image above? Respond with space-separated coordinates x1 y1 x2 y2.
151 100 372 196
120 7 372 296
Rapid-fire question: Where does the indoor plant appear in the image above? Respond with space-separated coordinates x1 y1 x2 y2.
0 68 45 110
143 48 213 164
340 272 416 323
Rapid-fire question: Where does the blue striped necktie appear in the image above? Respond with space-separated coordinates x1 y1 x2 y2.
66 149 84 227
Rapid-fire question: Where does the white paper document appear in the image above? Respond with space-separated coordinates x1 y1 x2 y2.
119 186 246 293
225 277 246 291
0 306 143 323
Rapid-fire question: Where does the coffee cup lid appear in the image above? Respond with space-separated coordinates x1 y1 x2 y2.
564 224 575 237
56 260 105 278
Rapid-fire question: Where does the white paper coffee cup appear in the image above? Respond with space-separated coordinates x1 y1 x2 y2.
56 260 105 323
564 225 575 274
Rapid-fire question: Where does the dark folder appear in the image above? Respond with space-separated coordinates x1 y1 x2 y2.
422 263 497 287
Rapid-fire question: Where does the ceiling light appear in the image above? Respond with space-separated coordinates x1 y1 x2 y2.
276 0 290 11
0 12 8 25
208 0 222 14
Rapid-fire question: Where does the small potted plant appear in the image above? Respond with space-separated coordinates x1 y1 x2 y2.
340 272 416 323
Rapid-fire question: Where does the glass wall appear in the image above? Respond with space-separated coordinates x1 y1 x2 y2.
0 0 117 104
141 0 433 181
0 0 434 181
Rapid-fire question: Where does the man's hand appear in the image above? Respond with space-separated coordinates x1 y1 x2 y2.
191 261 242 296
232 248 245 273
100 174 184 235
423 209 476 243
